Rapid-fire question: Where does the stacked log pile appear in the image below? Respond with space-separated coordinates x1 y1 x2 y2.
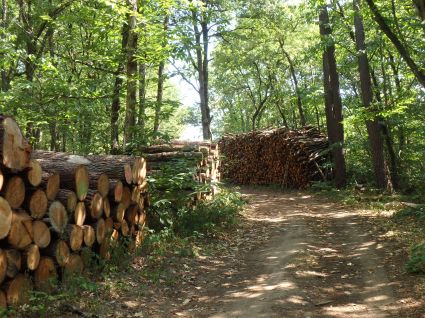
142 141 221 202
218 127 329 188
0 117 148 308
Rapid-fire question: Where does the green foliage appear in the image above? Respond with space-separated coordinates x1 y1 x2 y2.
174 189 244 237
406 242 425 274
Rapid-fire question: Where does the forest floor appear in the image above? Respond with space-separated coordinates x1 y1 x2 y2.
41 187 425 318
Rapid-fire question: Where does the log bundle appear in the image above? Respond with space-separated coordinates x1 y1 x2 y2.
218 127 329 188
142 140 221 202
0 117 148 308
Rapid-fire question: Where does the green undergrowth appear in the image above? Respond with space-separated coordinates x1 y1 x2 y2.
311 181 425 275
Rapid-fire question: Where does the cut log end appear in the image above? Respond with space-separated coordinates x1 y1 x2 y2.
95 218 105 244
0 197 12 239
74 202 86 226
46 172 60 201
33 220 51 248
0 249 7 284
5 249 22 279
67 225 83 252
90 192 103 219
4 176 25 209
1 116 32 171
63 254 83 279
24 244 40 271
6 273 33 306
48 201 68 234
29 189 48 219
34 257 57 292
82 225 95 247
27 159 42 187
97 173 109 198
75 165 89 201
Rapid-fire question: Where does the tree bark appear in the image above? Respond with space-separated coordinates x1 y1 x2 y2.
123 0 138 149
354 0 391 190
319 5 347 188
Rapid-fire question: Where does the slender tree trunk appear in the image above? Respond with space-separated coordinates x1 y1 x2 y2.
354 0 391 190
1 0 9 92
110 23 129 154
138 62 147 132
319 5 347 188
413 0 425 20
153 16 169 135
191 5 212 140
123 0 138 150
365 0 425 88
278 39 306 126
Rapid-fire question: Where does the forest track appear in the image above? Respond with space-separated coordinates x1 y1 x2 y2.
175 187 424 318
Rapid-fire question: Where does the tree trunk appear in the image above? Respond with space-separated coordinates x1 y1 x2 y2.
365 0 425 88
123 0 138 150
354 0 391 190
192 7 212 140
111 23 129 154
138 62 147 132
319 5 347 188
278 39 306 126
153 16 169 134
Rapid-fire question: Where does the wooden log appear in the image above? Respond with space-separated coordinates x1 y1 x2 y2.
121 219 129 237
74 202 86 226
63 254 83 279
121 186 131 209
0 169 3 192
33 220 51 248
34 256 57 292
47 201 68 234
44 240 70 267
112 203 126 222
86 191 103 220
126 205 138 225
95 218 105 244
33 151 137 185
132 157 147 184
0 116 32 172
0 197 12 239
5 273 33 306
104 217 113 235
103 198 111 218
0 290 6 309
5 249 21 279
3 176 25 209
56 189 77 214
42 171 60 201
0 249 6 284
23 244 40 271
8 211 32 250
90 173 109 198
25 189 48 219
109 179 123 203
82 225 95 247
65 225 83 252
27 159 42 187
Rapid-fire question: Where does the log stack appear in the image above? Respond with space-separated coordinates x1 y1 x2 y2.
142 140 221 202
0 117 148 308
218 127 330 188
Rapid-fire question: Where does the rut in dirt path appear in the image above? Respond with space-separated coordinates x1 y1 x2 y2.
201 188 405 318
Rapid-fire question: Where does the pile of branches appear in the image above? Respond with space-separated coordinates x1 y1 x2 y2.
218 127 330 188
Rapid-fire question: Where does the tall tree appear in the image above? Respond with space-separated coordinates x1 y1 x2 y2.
319 5 346 188
353 0 392 190
124 0 138 150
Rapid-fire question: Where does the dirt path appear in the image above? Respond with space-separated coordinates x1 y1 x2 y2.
173 187 424 318
57 187 424 318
